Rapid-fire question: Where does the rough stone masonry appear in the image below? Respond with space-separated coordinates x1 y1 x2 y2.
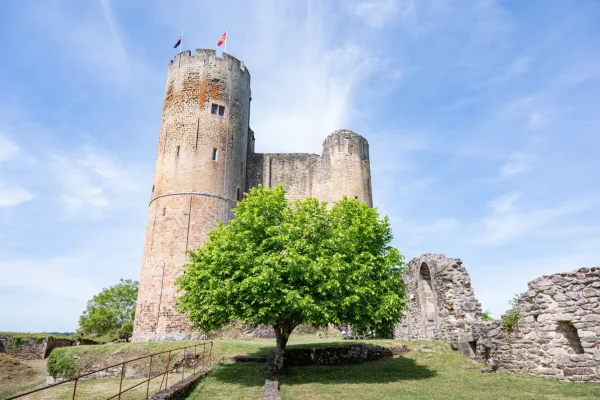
397 254 600 382
132 49 373 342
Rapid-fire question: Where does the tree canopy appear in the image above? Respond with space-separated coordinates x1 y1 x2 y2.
78 279 139 341
176 185 406 371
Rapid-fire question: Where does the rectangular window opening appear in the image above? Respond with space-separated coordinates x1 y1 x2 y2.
218 105 225 116
237 188 242 201
211 104 218 114
212 148 218 161
176 146 180 157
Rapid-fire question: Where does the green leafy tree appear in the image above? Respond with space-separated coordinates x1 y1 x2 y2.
78 279 139 341
176 185 406 373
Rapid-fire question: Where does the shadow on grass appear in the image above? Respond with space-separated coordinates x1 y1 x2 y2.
209 354 436 388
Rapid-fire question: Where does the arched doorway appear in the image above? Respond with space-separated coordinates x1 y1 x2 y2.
419 263 437 338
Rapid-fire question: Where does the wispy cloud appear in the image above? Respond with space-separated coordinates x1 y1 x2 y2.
500 153 533 178
473 192 598 246
343 0 409 28
0 180 35 207
0 133 19 162
52 144 143 218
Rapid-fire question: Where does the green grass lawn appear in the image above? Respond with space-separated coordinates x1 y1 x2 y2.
187 336 600 400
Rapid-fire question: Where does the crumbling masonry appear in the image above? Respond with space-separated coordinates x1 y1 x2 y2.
397 254 600 382
132 50 372 342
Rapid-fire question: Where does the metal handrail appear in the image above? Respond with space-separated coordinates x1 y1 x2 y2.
6 341 213 400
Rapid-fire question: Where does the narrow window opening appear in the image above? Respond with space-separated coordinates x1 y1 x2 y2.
556 321 584 354
163 208 166 216
218 105 225 116
237 187 242 201
354 195 359 199
176 146 180 157
212 148 218 161
211 104 218 114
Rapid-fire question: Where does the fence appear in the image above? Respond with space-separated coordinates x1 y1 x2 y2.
7 341 213 400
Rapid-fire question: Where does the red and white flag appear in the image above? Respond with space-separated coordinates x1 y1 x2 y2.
217 31 227 47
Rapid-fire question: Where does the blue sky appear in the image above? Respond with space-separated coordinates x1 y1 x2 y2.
0 0 599 332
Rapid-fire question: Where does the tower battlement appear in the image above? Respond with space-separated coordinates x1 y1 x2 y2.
168 49 250 77
133 50 373 342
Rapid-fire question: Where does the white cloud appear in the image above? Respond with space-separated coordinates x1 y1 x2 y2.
52 144 142 218
343 0 410 28
0 180 35 207
474 192 597 246
500 153 533 178
0 133 19 162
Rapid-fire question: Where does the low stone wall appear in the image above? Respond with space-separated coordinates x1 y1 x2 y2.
0 335 97 360
474 267 600 382
283 344 402 367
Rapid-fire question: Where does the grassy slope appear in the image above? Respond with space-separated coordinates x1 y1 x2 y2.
188 336 600 400
5 335 600 399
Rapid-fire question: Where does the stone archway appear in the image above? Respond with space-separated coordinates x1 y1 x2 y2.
419 262 437 338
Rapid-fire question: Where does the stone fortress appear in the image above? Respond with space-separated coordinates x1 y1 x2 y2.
133 48 599 383
132 49 372 342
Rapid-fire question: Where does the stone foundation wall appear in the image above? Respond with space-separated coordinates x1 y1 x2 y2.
283 344 401 367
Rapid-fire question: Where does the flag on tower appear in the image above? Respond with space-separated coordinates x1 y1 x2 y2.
217 31 227 47
173 36 182 48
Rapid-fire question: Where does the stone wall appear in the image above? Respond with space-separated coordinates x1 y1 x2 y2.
0 335 81 360
282 344 398 367
395 254 482 352
474 267 600 382
247 130 373 206
397 254 600 382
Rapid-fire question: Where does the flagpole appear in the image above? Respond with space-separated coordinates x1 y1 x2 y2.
225 29 227 54
181 30 184 52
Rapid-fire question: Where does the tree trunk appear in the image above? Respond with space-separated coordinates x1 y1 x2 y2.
272 324 294 374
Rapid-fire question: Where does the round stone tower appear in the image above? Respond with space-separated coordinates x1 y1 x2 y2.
313 130 373 207
132 50 251 341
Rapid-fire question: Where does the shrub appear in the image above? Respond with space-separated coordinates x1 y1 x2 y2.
47 350 77 379
481 310 493 321
501 311 520 338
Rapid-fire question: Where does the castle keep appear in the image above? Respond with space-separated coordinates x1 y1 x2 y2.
132 49 372 341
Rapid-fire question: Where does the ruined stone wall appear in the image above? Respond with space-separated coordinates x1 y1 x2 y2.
247 130 373 206
395 254 482 350
474 267 600 382
398 254 600 382
133 50 251 341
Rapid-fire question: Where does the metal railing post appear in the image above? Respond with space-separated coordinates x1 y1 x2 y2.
165 350 172 388
193 345 197 374
71 377 78 400
181 348 186 381
209 342 213 366
202 343 206 370
146 354 153 399
118 363 125 399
